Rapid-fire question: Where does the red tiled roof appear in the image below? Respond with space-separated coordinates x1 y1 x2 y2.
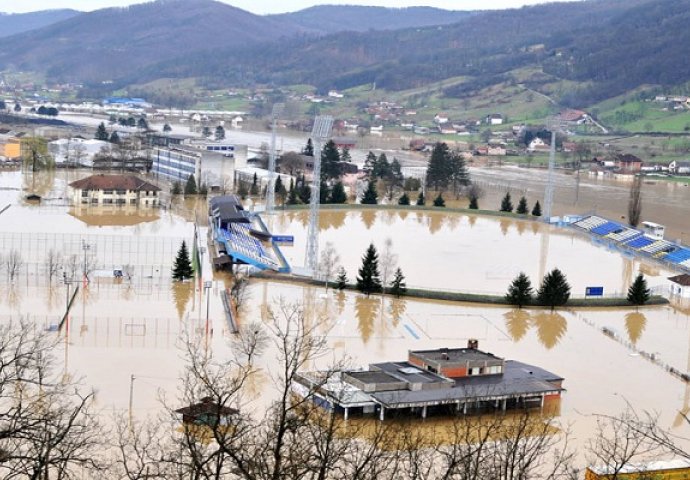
69 174 161 192
560 109 587 122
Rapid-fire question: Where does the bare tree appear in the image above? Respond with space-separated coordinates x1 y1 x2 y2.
379 238 398 294
318 242 340 291
71 141 87 167
45 249 63 284
5 250 23 282
229 270 251 313
628 175 643 227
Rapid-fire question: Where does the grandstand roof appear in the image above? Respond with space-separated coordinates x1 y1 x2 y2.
69 174 160 192
669 274 690 287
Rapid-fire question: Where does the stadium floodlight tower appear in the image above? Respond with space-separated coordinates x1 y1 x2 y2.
542 114 566 221
266 103 285 215
305 115 334 275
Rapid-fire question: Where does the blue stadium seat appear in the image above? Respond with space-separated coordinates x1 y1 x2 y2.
625 236 655 250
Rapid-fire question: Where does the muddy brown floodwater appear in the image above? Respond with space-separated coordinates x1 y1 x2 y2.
1 169 689 460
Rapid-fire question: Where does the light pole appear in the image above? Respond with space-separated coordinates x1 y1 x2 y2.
81 240 91 283
204 281 212 329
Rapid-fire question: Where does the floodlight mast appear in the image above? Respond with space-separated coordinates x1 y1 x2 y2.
305 115 334 274
543 115 564 221
266 103 284 215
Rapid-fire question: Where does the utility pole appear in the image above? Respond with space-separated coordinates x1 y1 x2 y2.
128 374 135 427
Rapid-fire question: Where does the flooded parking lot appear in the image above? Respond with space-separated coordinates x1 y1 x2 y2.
0 168 689 455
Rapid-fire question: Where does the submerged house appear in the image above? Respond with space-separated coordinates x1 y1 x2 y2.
69 174 160 207
294 341 564 420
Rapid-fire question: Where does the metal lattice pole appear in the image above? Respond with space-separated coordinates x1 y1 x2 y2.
305 116 333 274
266 103 284 215
543 115 563 221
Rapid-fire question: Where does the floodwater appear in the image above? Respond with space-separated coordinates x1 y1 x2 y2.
272 209 678 296
1 168 690 458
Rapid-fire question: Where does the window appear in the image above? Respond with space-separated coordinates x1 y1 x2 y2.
103 189 113 195
115 189 126 195
130 199 136 205
103 199 113 204
81 190 88 197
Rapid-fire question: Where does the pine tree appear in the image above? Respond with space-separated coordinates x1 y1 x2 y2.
319 178 330 203
469 195 479 209
330 181 347 204
516 196 529 214
109 132 120 143
274 175 284 194
298 175 311 204
433 193 446 207
416 191 425 206
184 175 197 195
321 140 341 180
532 201 542 217
426 142 452 190
250 173 259 195
172 241 194 281
506 272 533 308
336 267 348 290
390 267 407 298
627 273 651 306
215 125 226 141
398 192 410 205
500 192 514 212
286 179 299 205
171 181 182 195
304 138 314 156
537 268 571 310
163 123 172 133
95 122 109 141
356 243 382 296
361 181 378 205
363 151 376 179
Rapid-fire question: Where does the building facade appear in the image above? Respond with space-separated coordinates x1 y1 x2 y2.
69 174 161 207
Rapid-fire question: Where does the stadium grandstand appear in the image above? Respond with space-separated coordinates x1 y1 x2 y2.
209 196 290 273
572 215 690 271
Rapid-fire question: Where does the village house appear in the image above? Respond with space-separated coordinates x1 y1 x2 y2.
438 124 457 135
611 153 643 174
434 113 450 124
669 274 690 299
528 137 550 152
669 160 690 175
488 145 507 156
559 109 590 125
485 113 504 125
69 174 161 207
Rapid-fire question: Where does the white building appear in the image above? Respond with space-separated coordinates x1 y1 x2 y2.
69 174 160 207
49 138 109 167
669 274 690 299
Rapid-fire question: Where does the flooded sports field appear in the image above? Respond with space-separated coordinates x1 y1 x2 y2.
0 169 689 454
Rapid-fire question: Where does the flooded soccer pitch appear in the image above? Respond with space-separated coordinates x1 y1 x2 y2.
1 169 690 453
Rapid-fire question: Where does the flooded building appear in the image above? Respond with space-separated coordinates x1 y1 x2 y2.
294 342 564 420
585 459 690 480
669 274 690 298
69 174 160 207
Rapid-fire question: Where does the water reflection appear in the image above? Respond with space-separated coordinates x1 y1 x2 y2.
428 213 445 235
172 282 194 320
624 312 647 345
335 291 346 316
360 210 376 230
504 309 530 342
321 210 346 231
532 312 568 350
355 295 378 343
499 218 511 237
504 310 569 349
388 298 407 328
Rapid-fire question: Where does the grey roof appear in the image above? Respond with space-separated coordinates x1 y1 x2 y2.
371 362 451 385
411 347 502 363
347 371 402 384
371 361 563 408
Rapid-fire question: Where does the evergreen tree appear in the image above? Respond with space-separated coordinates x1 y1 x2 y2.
298 175 311 204
109 132 120 143
363 151 376 179
390 267 407 297
304 138 314 156
172 241 194 281
426 142 452 190
627 273 651 306
537 268 571 310
274 175 284 194
202 126 212 138
250 173 259 195
361 180 378 205
372 153 391 180
286 179 299 205
163 123 172 133
95 122 109 141
500 192 514 212
215 125 226 141
433 193 446 207
14 102 21 112
184 175 197 195
330 181 347 204
319 178 330 203
532 201 542 217
398 192 410 205
506 272 533 308
516 196 529 214
127 117 136 127
341 147 352 164
171 181 182 195
469 195 479 209
356 243 382 296
321 140 341 180
137 117 148 130
416 191 425 206
336 267 348 290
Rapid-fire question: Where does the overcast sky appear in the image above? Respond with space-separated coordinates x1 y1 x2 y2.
0 0 575 15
